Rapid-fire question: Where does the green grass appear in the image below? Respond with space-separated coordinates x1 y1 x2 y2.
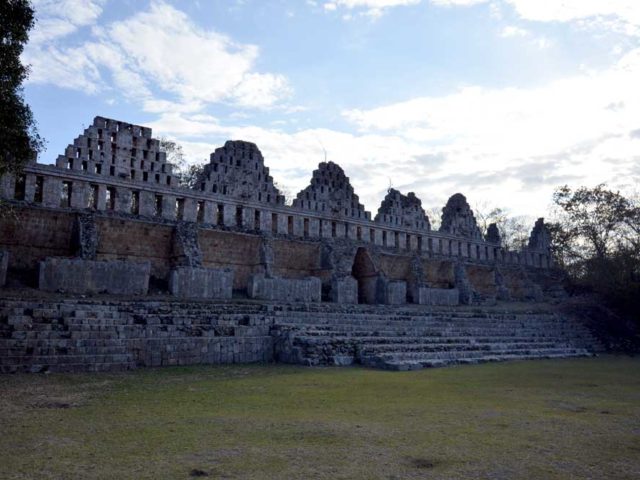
1 356 639 480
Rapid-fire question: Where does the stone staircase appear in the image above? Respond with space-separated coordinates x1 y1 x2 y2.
0 299 273 373
271 309 603 370
0 297 603 373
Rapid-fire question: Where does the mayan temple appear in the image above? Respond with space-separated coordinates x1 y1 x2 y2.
0 116 602 373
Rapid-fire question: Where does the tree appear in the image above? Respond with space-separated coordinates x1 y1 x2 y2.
549 184 640 321
0 0 43 176
473 202 533 250
159 137 205 189
551 184 639 263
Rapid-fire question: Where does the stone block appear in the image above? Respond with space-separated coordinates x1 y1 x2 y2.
39 258 150 295
330 275 358 304
0 250 8 287
416 287 459 306
377 278 406 305
247 274 321 302
169 266 233 299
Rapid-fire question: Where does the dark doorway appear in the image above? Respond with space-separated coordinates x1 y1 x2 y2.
351 247 378 304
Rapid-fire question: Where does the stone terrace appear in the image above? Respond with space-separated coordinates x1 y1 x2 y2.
0 296 602 373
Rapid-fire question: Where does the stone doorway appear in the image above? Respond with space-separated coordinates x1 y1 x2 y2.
351 247 378 304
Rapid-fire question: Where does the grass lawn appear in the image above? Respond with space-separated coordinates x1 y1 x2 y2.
1 356 639 480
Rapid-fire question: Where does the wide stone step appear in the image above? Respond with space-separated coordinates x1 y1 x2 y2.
366 350 593 371
369 346 590 362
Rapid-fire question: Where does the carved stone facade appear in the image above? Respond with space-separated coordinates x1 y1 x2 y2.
292 161 370 220
1 116 556 304
55 116 175 188
197 140 284 205
375 189 430 231
439 193 483 240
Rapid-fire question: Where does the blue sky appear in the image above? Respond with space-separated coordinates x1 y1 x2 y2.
23 0 640 218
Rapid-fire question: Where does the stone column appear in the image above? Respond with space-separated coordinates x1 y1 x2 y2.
115 186 132 213
203 201 216 224
182 198 198 222
139 190 155 217
42 177 62 208
162 195 177 220
308 218 320 238
24 174 37 202
223 203 236 227
71 181 89 209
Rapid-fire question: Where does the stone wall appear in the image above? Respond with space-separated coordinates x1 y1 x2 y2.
0 251 7 287
247 274 321 302
39 258 150 295
0 208 75 271
271 239 322 279
415 287 459 306
199 229 262 290
0 300 273 373
465 265 498 297
424 260 455 289
169 267 233 299
96 217 173 279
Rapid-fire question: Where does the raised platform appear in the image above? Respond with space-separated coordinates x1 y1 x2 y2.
0 294 603 373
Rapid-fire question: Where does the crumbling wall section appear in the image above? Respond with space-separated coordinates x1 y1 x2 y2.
375 188 430 230
292 161 370 220
196 140 284 205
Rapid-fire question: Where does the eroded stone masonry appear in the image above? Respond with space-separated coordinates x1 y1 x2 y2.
0 116 600 373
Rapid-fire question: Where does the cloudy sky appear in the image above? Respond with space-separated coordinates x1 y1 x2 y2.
23 0 640 217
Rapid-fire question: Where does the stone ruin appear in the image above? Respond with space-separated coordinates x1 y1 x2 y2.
375 189 430 231
0 115 598 374
197 140 285 205
439 193 483 240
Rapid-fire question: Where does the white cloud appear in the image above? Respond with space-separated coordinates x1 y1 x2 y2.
325 0 640 33
500 25 528 37
341 48 640 212
323 0 421 17
24 1 291 111
30 0 105 43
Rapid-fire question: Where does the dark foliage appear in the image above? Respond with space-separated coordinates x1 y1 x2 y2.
550 184 640 347
0 0 43 176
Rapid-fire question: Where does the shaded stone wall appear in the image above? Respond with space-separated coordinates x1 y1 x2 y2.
198 230 262 290
95 217 174 279
0 208 75 271
271 239 322 279
39 258 150 295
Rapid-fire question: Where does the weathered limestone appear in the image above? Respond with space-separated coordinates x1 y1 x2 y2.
375 188 430 230
197 140 284 205
73 213 98 259
39 258 150 295
454 262 474 305
440 193 483 240
415 287 460 306
0 251 8 287
247 274 321 302
377 278 407 305
292 161 370 221
330 275 358 304
172 221 202 267
169 266 233 299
